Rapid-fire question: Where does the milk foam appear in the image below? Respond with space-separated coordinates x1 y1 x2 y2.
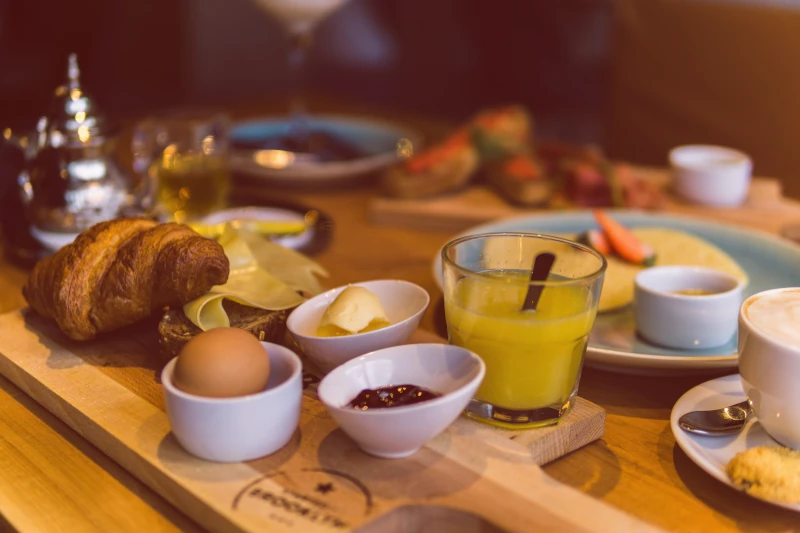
745 289 800 346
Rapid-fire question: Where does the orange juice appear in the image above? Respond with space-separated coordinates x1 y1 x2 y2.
445 270 597 427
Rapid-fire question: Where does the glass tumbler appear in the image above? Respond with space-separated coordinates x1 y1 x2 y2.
133 113 230 223
442 232 606 429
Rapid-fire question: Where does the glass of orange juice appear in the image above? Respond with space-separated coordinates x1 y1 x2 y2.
442 233 606 429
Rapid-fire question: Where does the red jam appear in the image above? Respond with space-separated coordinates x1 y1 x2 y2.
347 384 441 410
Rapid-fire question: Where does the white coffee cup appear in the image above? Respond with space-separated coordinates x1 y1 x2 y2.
739 288 800 449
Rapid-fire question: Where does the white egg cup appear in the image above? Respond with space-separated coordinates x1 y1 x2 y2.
162 342 303 463
669 144 752 207
634 266 743 350
317 343 485 459
286 279 430 374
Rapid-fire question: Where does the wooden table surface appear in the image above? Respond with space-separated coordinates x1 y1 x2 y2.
2 109 800 533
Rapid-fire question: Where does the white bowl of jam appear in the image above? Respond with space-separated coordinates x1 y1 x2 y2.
317 343 485 459
634 266 744 350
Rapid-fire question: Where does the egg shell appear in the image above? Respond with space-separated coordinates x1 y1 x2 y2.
173 328 271 398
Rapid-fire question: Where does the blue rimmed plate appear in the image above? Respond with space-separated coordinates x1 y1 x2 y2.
230 114 420 186
432 211 800 375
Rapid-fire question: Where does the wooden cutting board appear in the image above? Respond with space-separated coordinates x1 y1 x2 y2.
368 168 800 235
0 309 663 533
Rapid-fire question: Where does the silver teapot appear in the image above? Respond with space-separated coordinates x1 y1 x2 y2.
13 54 144 239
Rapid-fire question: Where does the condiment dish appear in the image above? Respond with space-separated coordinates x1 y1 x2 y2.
669 144 752 207
162 341 303 463
634 266 743 350
286 279 430 374
317 343 485 459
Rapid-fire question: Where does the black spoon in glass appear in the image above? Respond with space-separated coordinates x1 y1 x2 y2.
522 252 556 312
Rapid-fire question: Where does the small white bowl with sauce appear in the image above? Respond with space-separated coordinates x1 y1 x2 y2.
286 280 430 374
634 266 744 350
317 343 485 459
669 145 752 207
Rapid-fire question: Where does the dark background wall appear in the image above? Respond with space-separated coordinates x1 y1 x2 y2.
5 0 800 197
0 0 612 144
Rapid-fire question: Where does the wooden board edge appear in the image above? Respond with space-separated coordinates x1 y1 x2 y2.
0 310 661 533
0 311 259 533
530 398 606 466
367 173 799 234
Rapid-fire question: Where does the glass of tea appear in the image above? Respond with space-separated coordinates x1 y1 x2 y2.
132 113 230 223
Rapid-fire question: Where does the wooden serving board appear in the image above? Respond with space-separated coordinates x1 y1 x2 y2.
0 309 663 533
369 167 800 235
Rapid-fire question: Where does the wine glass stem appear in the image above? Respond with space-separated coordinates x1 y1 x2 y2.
288 31 313 143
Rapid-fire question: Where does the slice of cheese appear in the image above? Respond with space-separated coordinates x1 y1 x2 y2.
237 227 328 296
183 226 327 330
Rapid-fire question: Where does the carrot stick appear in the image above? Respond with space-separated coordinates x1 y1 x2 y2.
593 210 656 266
577 229 611 256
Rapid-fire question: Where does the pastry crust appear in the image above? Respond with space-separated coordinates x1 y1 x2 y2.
23 218 230 340
727 445 800 503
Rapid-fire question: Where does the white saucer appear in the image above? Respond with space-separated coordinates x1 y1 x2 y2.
29 207 315 253
670 374 800 512
200 207 314 250
30 226 79 252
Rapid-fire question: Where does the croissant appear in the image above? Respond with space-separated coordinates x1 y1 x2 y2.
23 218 230 341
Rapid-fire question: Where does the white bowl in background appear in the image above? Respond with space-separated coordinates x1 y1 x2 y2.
669 144 752 207
286 280 430 374
317 343 485 459
634 266 743 350
162 342 303 463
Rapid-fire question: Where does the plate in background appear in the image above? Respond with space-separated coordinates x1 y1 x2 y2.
431 211 800 375
199 206 316 250
29 198 333 257
230 114 420 186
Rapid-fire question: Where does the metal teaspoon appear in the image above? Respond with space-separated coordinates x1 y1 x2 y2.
678 400 753 436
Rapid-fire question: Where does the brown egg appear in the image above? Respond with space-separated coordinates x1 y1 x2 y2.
172 328 271 398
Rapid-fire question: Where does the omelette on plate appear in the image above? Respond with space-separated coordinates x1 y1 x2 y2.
578 228 747 312
483 228 747 313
